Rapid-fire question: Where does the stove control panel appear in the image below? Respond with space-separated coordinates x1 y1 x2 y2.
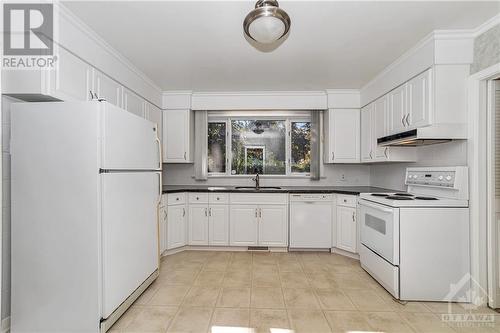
406 170 456 187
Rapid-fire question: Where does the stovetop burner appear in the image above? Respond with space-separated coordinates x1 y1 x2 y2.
415 196 438 200
385 195 415 200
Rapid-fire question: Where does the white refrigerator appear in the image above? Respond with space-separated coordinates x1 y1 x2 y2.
10 101 162 332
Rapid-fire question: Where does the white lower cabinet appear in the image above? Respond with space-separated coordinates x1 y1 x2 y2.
188 205 209 245
229 201 287 247
335 195 358 253
229 205 258 246
258 205 287 246
209 205 229 246
167 203 187 250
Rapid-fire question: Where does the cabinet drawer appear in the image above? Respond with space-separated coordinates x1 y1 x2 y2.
189 192 209 204
336 195 357 207
209 193 229 204
230 193 287 205
167 193 186 205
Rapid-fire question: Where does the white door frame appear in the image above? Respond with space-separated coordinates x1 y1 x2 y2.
487 77 500 308
468 63 500 306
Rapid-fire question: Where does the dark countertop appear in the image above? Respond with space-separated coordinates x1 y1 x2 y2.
162 185 397 195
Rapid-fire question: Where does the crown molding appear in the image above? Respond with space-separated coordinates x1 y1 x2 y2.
56 3 162 101
473 13 500 37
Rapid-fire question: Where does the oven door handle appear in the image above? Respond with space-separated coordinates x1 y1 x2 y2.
359 200 395 213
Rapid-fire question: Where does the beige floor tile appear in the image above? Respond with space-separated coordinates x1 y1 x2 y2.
158 268 200 285
365 311 414 333
209 308 251 331
345 289 392 311
183 285 221 307
249 309 291 333
333 273 378 290
401 312 456 333
223 270 252 287
252 270 281 288
167 307 213 333
203 260 229 272
124 306 178 332
217 287 251 308
283 288 320 309
253 253 277 265
324 310 372 333
423 301 493 314
287 308 332 333
278 261 303 272
134 282 160 305
251 287 285 309
300 261 331 273
195 270 225 286
110 306 142 330
306 273 339 290
315 289 356 310
149 284 190 306
279 271 309 288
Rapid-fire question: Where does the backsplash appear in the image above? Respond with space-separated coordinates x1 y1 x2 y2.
163 163 371 187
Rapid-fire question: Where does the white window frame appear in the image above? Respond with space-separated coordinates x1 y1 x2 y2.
207 112 311 177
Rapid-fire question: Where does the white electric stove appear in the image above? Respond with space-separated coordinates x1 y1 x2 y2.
358 166 470 302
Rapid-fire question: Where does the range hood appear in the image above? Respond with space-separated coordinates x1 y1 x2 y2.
377 124 467 147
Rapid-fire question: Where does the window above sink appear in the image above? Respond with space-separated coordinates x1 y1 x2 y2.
207 112 311 177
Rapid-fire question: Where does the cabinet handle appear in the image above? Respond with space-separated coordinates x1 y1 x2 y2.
405 114 410 127
205 208 207 217
384 147 388 158
259 208 262 218
163 210 167 219
352 212 355 222
184 152 187 160
209 208 212 217
401 116 405 127
369 150 373 159
255 209 258 218
183 208 185 217
332 152 335 160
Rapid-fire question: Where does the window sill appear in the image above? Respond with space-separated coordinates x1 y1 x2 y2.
205 174 316 179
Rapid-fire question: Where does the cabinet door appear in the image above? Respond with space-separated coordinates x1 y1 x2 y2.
167 205 186 249
389 85 407 135
374 96 388 160
49 47 92 101
407 69 432 129
326 109 360 163
163 109 191 163
145 103 163 151
336 206 357 253
258 205 287 246
360 105 373 162
159 205 168 253
229 205 258 246
93 70 121 106
123 88 146 118
209 205 229 246
188 205 209 245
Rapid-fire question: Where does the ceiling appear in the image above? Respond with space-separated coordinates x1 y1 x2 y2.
63 1 500 92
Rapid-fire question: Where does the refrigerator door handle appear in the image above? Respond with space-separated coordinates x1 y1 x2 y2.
157 172 162 205
155 132 162 170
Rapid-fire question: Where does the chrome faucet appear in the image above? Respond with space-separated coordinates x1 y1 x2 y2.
252 173 260 190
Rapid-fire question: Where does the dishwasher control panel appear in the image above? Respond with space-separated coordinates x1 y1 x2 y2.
289 194 333 202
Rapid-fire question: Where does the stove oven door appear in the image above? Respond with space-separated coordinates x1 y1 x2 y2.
359 199 400 265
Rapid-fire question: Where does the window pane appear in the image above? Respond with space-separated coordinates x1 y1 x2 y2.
231 120 286 175
208 122 226 173
291 122 311 173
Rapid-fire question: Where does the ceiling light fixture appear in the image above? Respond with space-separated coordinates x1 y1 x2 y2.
243 0 291 44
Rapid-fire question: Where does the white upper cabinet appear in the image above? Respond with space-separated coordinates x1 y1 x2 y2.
324 108 360 163
162 109 194 163
123 88 146 118
373 96 388 160
48 47 92 102
406 69 432 129
360 105 373 163
389 85 407 135
92 70 121 106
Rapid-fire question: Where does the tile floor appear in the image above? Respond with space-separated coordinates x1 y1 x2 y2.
109 251 499 333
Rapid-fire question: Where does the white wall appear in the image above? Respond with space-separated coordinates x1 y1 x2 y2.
370 141 468 191
163 163 370 187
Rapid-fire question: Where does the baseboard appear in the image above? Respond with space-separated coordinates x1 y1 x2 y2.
2 317 10 333
331 247 360 260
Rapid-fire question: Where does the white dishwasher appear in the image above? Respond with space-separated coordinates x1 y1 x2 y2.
289 193 333 249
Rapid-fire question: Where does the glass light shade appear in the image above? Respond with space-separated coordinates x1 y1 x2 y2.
248 16 286 44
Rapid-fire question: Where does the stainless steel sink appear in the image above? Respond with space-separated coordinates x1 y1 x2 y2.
235 186 282 190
